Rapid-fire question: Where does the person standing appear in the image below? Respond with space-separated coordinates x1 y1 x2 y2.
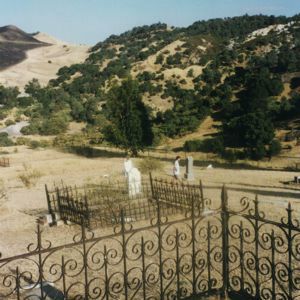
173 156 181 180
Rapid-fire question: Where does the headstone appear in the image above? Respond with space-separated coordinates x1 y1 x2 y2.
184 156 194 181
45 214 53 225
54 212 61 221
124 158 133 177
127 167 142 196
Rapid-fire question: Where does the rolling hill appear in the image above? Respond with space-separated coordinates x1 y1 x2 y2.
0 25 90 88
0 25 46 70
1 14 300 159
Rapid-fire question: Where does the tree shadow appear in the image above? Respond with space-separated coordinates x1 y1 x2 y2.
60 146 126 158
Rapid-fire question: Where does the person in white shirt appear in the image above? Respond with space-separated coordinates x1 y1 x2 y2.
173 156 181 180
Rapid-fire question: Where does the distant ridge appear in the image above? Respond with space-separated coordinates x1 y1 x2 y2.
0 25 47 69
0 26 90 89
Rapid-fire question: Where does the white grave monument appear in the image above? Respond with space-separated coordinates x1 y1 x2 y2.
124 158 142 196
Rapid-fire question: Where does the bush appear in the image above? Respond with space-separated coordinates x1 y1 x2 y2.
40 115 69 135
0 112 8 120
268 139 281 158
183 139 203 152
18 164 43 188
15 137 30 145
4 119 15 127
0 132 14 147
21 123 40 135
184 138 224 153
221 149 238 164
29 140 41 149
137 157 164 174
187 68 194 77
53 134 88 148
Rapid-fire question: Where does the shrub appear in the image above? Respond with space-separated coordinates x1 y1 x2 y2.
0 132 14 147
53 134 88 148
29 140 41 149
18 164 43 188
15 137 30 145
184 138 224 153
21 123 40 135
183 139 203 152
4 119 15 127
0 112 8 120
268 139 281 158
187 68 194 77
137 157 164 174
40 115 69 135
221 149 238 164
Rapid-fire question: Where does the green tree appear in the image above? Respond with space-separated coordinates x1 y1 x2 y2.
103 79 153 155
155 53 164 64
24 78 41 98
225 112 275 159
0 85 19 108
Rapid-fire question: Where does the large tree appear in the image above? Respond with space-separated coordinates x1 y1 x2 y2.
103 78 153 155
222 68 280 159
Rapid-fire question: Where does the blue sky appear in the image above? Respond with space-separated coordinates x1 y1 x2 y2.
0 0 299 45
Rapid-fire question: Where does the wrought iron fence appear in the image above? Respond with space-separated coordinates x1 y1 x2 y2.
45 176 204 229
0 196 221 300
3 184 300 298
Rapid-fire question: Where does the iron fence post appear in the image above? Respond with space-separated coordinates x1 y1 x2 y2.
149 173 154 201
141 237 146 300
221 185 229 298
121 209 128 300
16 266 20 300
199 180 204 211
191 196 196 296
175 229 181 299
45 184 53 217
103 245 109 300
254 195 260 299
287 202 293 299
271 230 275 299
37 225 44 300
56 187 62 221
84 194 90 229
61 256 67 299
81 222 89 299
156 200 164 299
207 221 212 293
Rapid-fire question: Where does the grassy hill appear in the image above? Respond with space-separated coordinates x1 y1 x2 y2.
1 14 300 159
0 25 47 69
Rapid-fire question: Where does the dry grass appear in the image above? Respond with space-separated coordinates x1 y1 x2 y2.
0 179 6 201
137 157 164 174
18 163 43 188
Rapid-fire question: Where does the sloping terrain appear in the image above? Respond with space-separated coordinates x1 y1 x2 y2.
1 15 300 158
0 25 46 69
0 26 90 89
